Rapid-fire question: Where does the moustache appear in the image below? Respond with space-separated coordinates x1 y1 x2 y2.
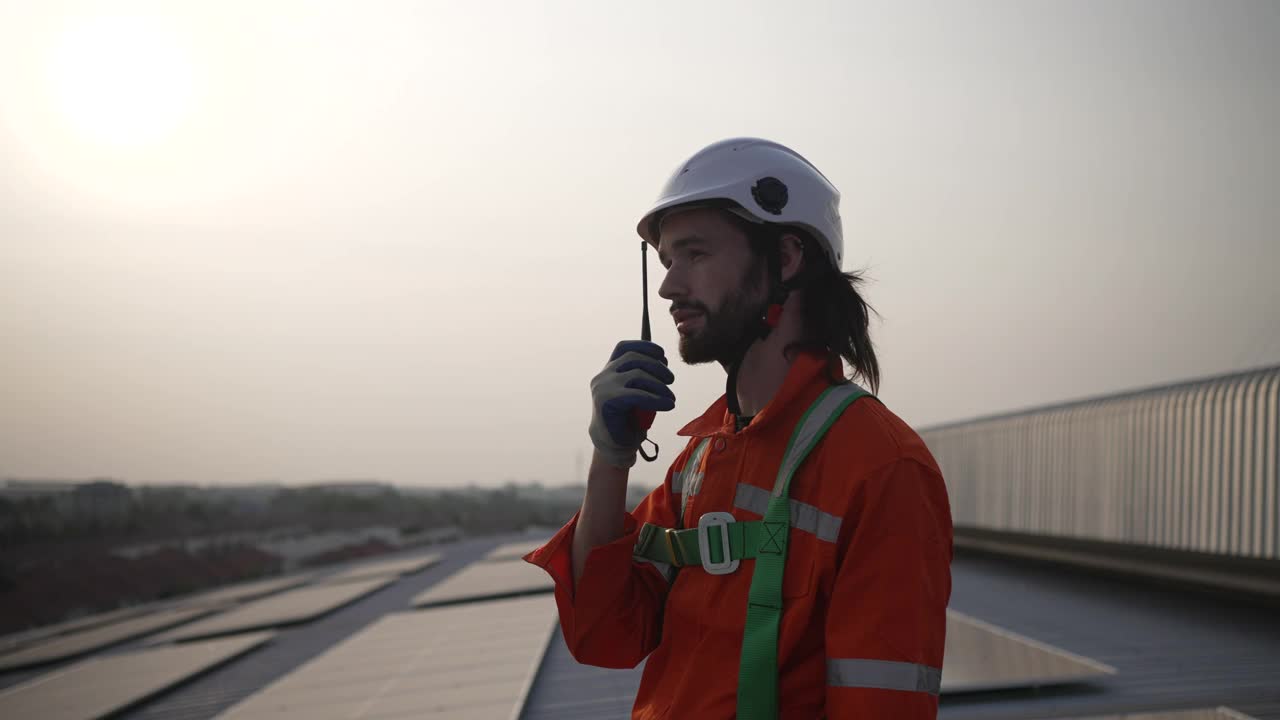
670 302 709 315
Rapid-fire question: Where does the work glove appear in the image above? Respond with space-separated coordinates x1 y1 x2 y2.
589 340 676 468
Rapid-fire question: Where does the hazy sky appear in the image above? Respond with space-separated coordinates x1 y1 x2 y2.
2 1 1278 489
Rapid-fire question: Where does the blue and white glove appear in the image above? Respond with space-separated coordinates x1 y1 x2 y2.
589 340 676 468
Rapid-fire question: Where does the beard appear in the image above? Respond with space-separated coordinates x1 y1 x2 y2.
677 259 768 365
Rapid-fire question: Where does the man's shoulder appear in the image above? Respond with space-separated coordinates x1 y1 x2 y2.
817 391 942 478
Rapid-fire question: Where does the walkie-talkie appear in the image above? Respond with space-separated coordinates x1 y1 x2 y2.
635 241 659 462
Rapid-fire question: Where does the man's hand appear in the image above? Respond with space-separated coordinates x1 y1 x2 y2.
589 340 676 468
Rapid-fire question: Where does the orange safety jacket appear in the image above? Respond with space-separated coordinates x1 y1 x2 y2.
525 351 953 718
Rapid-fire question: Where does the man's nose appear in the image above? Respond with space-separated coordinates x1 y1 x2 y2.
658 264 685 301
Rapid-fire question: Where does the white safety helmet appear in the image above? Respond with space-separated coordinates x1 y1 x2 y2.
636 137 844 269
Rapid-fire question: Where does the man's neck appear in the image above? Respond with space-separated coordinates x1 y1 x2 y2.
726 319 803 417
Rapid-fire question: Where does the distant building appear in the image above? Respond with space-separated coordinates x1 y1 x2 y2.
310 481 395 498
69 480 132 519
0 478 82 500
205 484 283 512
1 477 131 517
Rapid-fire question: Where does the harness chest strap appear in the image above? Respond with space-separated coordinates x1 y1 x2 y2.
634 514 768 567
633 383 871 720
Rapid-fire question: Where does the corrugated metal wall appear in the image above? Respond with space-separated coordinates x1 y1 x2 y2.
921 366 1280 559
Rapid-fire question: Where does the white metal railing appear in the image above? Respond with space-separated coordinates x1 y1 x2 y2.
921 366 1280 559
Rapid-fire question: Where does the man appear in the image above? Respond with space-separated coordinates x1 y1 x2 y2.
525 138 952 719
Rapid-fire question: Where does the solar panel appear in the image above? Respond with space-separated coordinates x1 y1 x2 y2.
1 575 310 658
521 624 645 720
173 574 314 608
483 539 550 563
0 605 150 656
318 552 442 584
150 577 396 644
942 610 1116 693
410 558 554 608
0 631 272 720
1053 709 1258 720
0 607 216 672
216 596 555 719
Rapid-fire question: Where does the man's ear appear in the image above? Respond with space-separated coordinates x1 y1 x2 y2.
779 232 806 285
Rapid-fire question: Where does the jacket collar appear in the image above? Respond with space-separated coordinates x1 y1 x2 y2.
677 351 837 438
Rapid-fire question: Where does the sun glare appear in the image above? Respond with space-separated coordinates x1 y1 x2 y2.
47 15 195 148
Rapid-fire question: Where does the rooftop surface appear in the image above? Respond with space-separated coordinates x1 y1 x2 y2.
1 533 1277 720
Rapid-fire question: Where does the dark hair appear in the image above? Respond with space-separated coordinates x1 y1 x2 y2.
740 219 881 393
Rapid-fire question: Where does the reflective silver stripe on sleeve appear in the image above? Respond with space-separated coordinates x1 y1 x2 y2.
734 483 842 543
827 658 942 695
773 383 866 496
